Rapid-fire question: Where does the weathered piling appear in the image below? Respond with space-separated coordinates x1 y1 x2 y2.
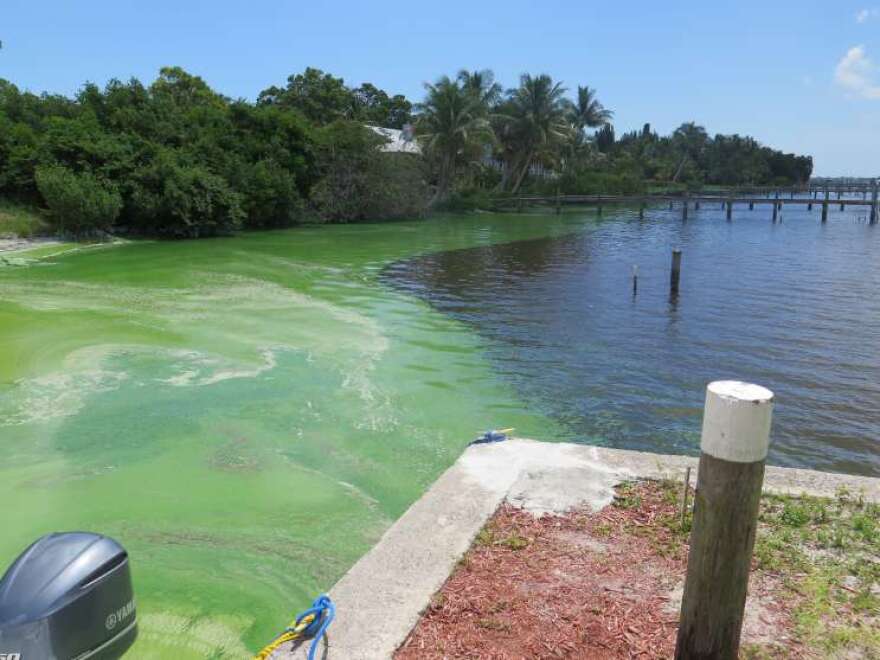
871 180 878 225
670 250 682 295
748 202 754 210
725 201 732 221
682 200 689 221
632 265 639 295
772 203 778 222
639 204 645 220
807 201 813 211
675 381 774 660
822 201 829 223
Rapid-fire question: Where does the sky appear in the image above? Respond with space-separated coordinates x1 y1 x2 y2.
2 1 879 175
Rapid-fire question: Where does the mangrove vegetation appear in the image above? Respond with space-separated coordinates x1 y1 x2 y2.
0 67 813 238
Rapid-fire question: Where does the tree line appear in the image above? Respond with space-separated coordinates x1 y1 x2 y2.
416 70 813 206
0 66 812 237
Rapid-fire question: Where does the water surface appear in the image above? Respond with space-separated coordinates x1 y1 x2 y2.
386 202 880 477
0 216 578 657
1 204 877 657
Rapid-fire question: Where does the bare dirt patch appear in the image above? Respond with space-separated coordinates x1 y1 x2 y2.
396 481 878 659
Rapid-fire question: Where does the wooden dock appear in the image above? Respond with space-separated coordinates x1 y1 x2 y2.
494 181 880 224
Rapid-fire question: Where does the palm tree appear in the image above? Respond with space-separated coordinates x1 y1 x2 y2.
415 76 492 204
671 122 709 182
569 85 613 132
496 74 573 193
457 69 502 110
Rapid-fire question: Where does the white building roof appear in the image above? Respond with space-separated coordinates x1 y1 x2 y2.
367 126 421 154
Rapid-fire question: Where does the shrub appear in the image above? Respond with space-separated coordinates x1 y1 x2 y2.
239 159 304 229
126 151 244 237
309 121 428 222
35 165 122 233
434 188 493 212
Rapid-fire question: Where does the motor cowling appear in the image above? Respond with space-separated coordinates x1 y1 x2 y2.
0 532 136 660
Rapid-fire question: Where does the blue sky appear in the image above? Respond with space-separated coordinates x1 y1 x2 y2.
2 1 879 175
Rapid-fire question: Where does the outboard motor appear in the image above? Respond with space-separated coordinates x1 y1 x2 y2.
0 532 136 659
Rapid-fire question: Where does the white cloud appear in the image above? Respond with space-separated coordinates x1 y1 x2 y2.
856 7 880 22
834 45 880 99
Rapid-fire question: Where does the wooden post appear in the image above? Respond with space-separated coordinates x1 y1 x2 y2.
772 202 778 222
840 200 845 212
871 180 878 225
670 249 682 295
807 201 813 211
632 265 639 295
682 196 689 221
639 203 645 220
822 200 829 223
675 381 775 660
725 201 732 221
695 200 701 210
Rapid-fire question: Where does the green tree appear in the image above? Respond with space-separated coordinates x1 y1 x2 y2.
496 74 572 192
258 68 355 124
415 76 492 204
568 85 612 132
457 69 502 109
353 83 412 128
309 121 427 221
35 165 122 233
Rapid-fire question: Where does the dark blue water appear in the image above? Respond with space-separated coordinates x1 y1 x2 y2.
385 202 880 477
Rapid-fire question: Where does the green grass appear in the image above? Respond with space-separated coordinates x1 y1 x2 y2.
0 201 49 238
755 488 880 657
615 480 879 656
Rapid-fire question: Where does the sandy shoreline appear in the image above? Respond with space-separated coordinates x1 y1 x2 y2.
0 236 62 254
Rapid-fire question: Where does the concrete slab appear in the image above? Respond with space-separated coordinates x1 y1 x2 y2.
275 439 880 659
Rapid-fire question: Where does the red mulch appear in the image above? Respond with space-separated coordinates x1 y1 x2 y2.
394 482 793 660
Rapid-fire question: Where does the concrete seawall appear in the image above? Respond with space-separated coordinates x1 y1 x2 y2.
277 439 880 659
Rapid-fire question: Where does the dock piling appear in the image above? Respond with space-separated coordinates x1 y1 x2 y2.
632 265 638 296
871 180 878 225
670 249 682 295
725 201 732 221
675 381 774 660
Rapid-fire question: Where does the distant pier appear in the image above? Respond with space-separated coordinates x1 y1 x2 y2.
499 180 880 224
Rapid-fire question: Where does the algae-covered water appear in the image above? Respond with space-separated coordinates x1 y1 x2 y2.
0 215 579 657
2 205 878 657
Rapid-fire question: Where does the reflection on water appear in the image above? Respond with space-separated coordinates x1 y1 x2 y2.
385 203 880 477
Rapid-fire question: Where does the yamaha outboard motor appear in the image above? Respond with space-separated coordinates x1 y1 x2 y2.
0 532 136 659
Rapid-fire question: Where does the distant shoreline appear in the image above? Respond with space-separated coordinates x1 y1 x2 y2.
0 236 62 254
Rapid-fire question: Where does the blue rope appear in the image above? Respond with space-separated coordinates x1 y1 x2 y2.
296 594 335 660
